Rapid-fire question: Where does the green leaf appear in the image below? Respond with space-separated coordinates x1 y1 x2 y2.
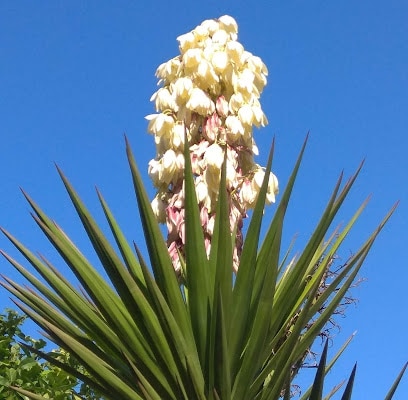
384 362 408 400
230 139 276 388
125 138 194 345
300 333 356 400
182 128 211 368
340 363 357 400
309 340 329 400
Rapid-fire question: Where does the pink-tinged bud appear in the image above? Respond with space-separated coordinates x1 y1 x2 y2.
171 185 185 209
168 241 182 273
200 205 209 228
177 209 186 244
204 237 212 257
216 95 229 117
166 206 179 242
203 113 221 141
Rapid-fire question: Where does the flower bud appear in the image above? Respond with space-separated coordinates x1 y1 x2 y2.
216 95 229 117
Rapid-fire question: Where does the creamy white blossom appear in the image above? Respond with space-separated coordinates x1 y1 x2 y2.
186 88 215 115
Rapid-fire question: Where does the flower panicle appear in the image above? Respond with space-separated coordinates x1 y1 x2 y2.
146 15 278 273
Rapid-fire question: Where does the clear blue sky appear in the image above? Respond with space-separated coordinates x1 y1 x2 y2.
1 1 407 398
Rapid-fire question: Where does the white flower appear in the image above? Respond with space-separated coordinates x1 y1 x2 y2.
252 168 265 190
252 139 259 156
247 55 268 92
193 24 209 41
229 92 245 113
195 59 219 88
200 19 220 36
204 167 221 195
183 48 203 70
218 15 238 40
161 149 178 184
171 123 185 150
225 115 245 138
252 105 268 127
195 177 209 203
238 104 254 126
175 151 185 172
151 194 167 223
233 69 256 97
145 113 175 137
226 159 238 189
204 143 224 170
211 50 229 73
172 77 194 103
155 58 181 83
240 179 256 207
150 87 178 112
266 173 279 204
226 41 244 65
177 31 196 53
186 87 215 115
211 29 229 46
148 159 162 187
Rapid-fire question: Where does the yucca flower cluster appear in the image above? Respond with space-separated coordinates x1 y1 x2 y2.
146 15 279 273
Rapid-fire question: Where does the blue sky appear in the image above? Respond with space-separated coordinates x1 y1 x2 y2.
1 1 407 398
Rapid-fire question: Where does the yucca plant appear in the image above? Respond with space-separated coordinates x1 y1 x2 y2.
1 15 406 400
